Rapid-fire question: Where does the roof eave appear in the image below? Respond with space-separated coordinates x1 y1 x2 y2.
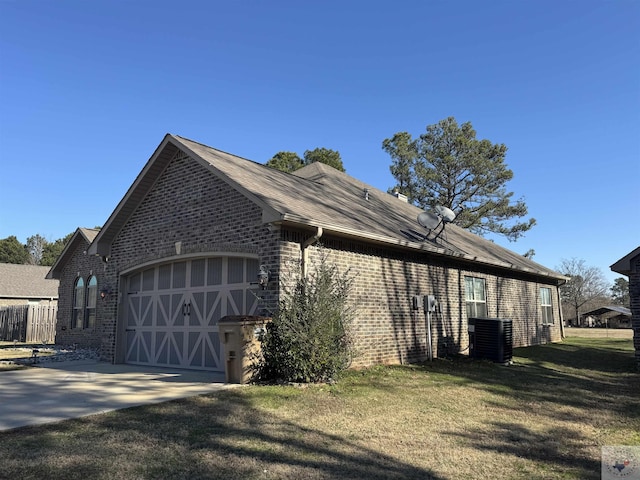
610 246 640 276
47 228 95 279
275 214 567 284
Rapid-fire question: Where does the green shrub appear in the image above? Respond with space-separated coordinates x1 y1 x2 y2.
255 256 355 383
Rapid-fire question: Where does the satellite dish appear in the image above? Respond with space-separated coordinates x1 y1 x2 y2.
417 211 440 230
435 205 456 223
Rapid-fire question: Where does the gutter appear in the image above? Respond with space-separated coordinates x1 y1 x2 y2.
278 215 566 284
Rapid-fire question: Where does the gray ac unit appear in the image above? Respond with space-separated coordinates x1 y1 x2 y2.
468 318 513 365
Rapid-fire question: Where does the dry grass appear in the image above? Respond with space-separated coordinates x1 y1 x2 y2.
564 327 633 339
0 363 26 371
0 349 53 360
0 346 53 371
0 336 638 480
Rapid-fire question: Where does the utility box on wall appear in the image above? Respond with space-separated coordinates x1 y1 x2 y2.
468 317 513 365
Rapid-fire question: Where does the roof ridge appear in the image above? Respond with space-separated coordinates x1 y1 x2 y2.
172 134 330 188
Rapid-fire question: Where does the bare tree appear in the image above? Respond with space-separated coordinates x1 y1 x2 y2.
557 258 609 326
26 234 47 265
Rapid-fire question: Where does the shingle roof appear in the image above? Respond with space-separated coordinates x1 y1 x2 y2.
89 134 566 283
47 228 100 279
583 305 632 317
0 263 59 300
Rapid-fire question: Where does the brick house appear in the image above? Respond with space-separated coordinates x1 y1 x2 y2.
48 134 567 371
611 246 640 369
47 228 101 347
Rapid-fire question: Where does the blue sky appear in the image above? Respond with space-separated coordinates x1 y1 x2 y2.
0 0 638 284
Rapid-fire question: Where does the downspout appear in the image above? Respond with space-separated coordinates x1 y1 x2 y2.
558 283 566 340
302 226 323 277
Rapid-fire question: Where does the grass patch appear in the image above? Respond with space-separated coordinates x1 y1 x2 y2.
0 349 54 361
0 336 638 479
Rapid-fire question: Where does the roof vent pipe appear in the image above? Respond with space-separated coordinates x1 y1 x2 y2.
302 226 323 277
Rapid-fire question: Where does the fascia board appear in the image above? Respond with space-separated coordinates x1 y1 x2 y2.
277 213 568 284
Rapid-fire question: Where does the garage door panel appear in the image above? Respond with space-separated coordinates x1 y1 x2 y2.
141 296 153 326
188 332 203 367
205 332 220 368
169 331 184 366
127 298 139 327
172 262 187 289
157 295 170 326
158 264 172 290
190 292 205 326
191 259 206 287
227 289 243 316
154 331 167 364
172 293 185 326
125 331 136 359
126 331 152 364
124 256 258 371
187 332 220 368
206 291 221 326
207 258 222 285
140 331 152 363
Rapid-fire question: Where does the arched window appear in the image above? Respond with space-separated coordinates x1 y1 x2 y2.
73 277 85 329
85 276 98 329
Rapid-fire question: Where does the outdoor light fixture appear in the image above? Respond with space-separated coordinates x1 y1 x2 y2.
257 265 270 289
100 286 114 301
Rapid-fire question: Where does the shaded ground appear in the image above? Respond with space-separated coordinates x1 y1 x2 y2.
0 336 637 480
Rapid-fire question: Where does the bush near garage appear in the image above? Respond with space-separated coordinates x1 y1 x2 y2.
255 255 355 383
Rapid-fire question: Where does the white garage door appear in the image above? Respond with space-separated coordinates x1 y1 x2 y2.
123 256 259 371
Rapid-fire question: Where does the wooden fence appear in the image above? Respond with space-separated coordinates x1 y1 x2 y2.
0 304 57 343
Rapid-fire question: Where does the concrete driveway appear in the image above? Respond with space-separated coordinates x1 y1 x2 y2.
0 359 233 431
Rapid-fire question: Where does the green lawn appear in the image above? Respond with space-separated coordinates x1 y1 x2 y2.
0 335 637 480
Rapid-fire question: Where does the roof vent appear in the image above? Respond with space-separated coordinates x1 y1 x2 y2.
393 191 408 202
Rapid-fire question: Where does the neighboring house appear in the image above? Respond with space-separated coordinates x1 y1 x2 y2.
0 263 59 306
611 247 640 370
48 134 567 371
0 263 59 343
581 305 632 329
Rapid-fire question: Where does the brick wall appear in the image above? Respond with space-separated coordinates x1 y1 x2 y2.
54 239 104 348
279 233 562 367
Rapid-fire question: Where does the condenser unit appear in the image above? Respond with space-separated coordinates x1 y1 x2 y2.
468 318 513 365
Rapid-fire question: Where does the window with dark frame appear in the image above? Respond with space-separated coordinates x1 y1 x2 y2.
73 277 85 329
540 287 554 324
85 275 98 329
465 276 487 318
